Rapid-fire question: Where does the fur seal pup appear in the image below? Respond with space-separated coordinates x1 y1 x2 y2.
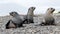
40 8 56 26
24 7 36 24
5 12 25 29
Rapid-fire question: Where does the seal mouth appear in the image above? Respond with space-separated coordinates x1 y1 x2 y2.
51 11 54 13
53 9 55 11
51 9 55 13
33 7 35 9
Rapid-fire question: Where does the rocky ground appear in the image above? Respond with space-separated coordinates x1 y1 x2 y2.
0 14 60 34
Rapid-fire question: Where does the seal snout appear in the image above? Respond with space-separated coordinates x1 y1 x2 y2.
30 7 36 10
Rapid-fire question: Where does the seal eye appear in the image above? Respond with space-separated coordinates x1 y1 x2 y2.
31 7 35 10
51 8 52 9
51 8 53 10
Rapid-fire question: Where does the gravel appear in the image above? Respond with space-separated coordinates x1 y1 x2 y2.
0 15 60 34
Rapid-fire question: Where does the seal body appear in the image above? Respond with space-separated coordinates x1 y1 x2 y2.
24 7 35 24
5 12 25 29
40 8 56 25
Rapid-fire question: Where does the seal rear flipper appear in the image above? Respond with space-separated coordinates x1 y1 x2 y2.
5 20 11 29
